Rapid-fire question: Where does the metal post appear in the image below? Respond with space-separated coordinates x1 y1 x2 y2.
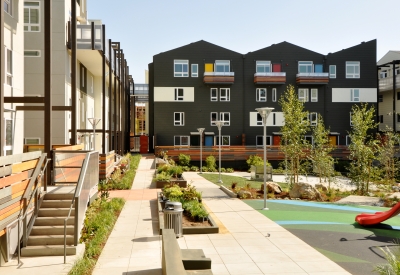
197 128 205 173
214 121 224 183
256 107 274 210
88 118 101 151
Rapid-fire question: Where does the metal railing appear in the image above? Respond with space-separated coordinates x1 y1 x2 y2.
64 151 99 263
18 154 50 264
379 74 400 92
296 72 329 77
254 72 286 77
204 72 235 76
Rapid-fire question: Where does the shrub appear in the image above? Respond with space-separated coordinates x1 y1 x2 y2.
205 155 217 170
201 166 208 172
220 167 226 173
190 166 199 172
226 168 234 173
155 171 171 182
181 166 191 172
163 184 183 199
246 155 264 167
178 154 191 167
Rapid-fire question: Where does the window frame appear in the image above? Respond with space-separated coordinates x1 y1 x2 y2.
174 88 184 101
298 61 313 73
272 88 277 102
216 135 230 146
220 88 230 101
397 114 400 123
4 0 12 15
350 112 353 126
5 48 12 86
346 135 352 145
305 135 314 145
309 112 318 126
191 64 198 77
256 88 267 102
214 60 230 73
256 61 271 73
346 61 360 78
311 89 318 102
378 95 383 102
329 65 336 78
256 135 272 147
174 135 190 146
24 1 40 32
298 88 309 102
210 112 218 126
174 60 189 77
4 118 13 155
174 112 184 126
379 115 383 123
350 88 360 102
210 88 218 101
220 112 230 126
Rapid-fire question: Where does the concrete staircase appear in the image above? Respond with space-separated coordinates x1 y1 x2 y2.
21 188 77 257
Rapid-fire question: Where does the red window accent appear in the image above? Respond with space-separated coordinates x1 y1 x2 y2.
272 64 281 72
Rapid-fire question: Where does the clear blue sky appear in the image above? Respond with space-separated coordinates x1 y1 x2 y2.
88 0 400 84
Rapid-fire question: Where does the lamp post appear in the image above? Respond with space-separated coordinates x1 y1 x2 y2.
197 128 205 174
214 121 224 183
255 107 274 210
88 118 101 151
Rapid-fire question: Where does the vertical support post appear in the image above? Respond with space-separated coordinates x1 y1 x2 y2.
197 128 205 173
0 4 4 156
71 0 77 144
45 0 52 187
214 121 224 183
113 48 117 152
108 39 112 151
22 198 27 247
263 119 268 210
101 25 106 154
393 61 397 131
91 22 95 50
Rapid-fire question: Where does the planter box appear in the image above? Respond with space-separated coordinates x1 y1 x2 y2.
157 193 219 235
155 178 187 188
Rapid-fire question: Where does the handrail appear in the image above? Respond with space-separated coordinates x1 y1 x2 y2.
64 151 99 263
18 156 51 265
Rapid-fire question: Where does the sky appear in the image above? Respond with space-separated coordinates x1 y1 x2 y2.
87 0 400 84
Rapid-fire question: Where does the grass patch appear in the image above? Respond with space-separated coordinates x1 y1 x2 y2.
200 173 289 190
68 197 125 275
106 153 141 190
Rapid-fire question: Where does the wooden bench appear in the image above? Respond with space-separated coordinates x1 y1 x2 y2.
162 229 213 275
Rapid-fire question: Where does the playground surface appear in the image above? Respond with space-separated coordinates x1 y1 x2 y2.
244 199 400 275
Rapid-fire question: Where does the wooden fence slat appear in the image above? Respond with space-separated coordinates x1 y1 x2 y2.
0 170 32 189
11 159 39 174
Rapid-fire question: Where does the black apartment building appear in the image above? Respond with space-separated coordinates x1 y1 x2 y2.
148 40 377 152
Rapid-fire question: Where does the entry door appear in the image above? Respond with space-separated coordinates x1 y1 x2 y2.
191 135 200 146
329 136 337 146
205 136 213 146
273 136 281 146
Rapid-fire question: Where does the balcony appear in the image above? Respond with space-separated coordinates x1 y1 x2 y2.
296 73 329 85
203 72 234 84
254 72 286 84
76 24 103 50
379 74 400 92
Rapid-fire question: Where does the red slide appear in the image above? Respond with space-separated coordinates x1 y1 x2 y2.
355 202 400 226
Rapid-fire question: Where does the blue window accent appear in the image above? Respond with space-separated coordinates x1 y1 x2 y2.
314 64 323 73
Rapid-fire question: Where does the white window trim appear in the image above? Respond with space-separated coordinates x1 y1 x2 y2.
24 1 40 32
311 89 318 102
220 88 230 101
346 135 352 145
174 88 184 101
210 88 218 101
309 112 318 126
350 89 360 102
350 112 353 126
298 88 308 102
305 135 314 145
256 88 266 102
346 61 360 78
4 0 12 15
272 88 277 102
24 137 41 144
298 61 313 73
220 112 230 126
174 135 190 146
256 135 272 146
210 112 218 126
174 60 189 77
256 61 271 73
216 135 230 146
191 64 198 77
174 112 184 126
5 48 12 86
215 60 230 73
329 65 336 78
4 118 13 155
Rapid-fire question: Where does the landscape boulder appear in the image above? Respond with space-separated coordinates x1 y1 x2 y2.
260 182 282 194
315 183 328 192
289 182 322 200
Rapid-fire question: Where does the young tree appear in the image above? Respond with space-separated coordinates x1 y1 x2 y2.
279 85 310 185
376 127 400 188
309 114 336 188
348 103 379 195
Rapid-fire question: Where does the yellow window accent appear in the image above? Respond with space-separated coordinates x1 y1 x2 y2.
205 63 213 72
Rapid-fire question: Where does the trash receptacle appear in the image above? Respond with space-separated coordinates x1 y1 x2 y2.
164 201 183 237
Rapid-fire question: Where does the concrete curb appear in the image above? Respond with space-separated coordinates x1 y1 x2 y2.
219 186 237 198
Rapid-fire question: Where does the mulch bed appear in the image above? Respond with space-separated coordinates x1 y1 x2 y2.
182 212 211 227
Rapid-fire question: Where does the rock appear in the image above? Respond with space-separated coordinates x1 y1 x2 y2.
315 183 328 192
260 182 282 194
289 182 322 201
237 190 253 199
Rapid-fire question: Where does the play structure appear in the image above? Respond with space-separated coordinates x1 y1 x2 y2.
355 201 400 226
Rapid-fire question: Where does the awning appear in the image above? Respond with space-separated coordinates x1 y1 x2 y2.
272 132 283 135
330 132 340 135
190 132 200 135
205 132 215 135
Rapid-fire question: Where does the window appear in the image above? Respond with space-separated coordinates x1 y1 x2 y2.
256 61 271 73
174 88 184 101
378 95 383 102
346 61 360 78
256 88 266 102
216 136 230 146
380 71 387 79
329 65 336 78
272 88 277 102
397 114 400 123
350 89 359 102
256 135 272 146
298 88 308 102
396 68 400 75
174 112 184 126
220 88 230 101
379 115 383 123
4 0 11 14
4 118 13 155
298 61 313 73
350 112 353 126
24 50 40 57
174 60 188 77
210 88 218 101
256 113 262 126
6 48 12 86
24 2 40 31
191 64 198 77
311 89 318 102
305 135 313 145
309 112 318 126
24 137 40 144
215 60 230 73
174 136 190 146
211 112 230 126
398 92 400 100
80 64 87 93
346 135 352 145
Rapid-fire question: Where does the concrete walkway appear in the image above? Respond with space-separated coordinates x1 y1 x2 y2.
93 156 352 275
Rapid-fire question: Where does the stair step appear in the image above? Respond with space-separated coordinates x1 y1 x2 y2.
21 245 76 257
30 225 74 235
44 193 74 201
27 235 74 246
38 208 74 217
34 216 75 226
41 200 73 208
